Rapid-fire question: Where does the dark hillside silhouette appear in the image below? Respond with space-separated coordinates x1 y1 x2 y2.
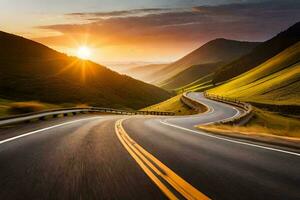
0 31 171 109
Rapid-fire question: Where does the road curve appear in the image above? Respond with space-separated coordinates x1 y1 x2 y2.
0 92 299 200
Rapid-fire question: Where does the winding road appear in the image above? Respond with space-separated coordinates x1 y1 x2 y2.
0 92 299 200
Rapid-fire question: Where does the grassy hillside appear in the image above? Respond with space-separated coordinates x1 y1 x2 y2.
154 39 259 84
121 63 168 83
0 31 171 110
141 94 197 115
213 22 300 84
208 42 300 107
159 62 224 90
178 74 215 93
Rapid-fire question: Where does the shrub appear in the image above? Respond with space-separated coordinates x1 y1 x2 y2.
8 101 47 114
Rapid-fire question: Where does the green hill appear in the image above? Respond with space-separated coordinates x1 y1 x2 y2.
213 22 300 84
154 38 259 85
208 42 300 107
0 31 171 110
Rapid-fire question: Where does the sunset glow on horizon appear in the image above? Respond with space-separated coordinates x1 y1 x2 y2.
1 0 299 65
77 46 91 60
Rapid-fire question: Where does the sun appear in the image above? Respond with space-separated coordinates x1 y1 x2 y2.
77 46 91 59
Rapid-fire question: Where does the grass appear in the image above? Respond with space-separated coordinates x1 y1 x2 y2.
246 108 300 137
141 94 197 115
0 98 12 117
184 74 213 88
9 101 53 114
176 73 215 93
208 42 300 106
183 82 214 93
200 107 300 138
0 98 65 117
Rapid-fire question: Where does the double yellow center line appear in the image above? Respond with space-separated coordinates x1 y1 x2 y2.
115 119 210 200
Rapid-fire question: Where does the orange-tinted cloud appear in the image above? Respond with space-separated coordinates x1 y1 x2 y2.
33 0 300 63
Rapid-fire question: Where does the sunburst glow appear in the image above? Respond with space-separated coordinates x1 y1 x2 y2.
77 46 91 59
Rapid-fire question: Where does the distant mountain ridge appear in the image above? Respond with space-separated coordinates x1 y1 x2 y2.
213 22 300 84
121 63 169 83
0 31 171 109
154 38 260 85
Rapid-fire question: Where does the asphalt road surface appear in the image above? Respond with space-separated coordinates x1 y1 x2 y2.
0 92 299 200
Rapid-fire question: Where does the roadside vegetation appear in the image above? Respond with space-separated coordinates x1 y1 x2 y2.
199 107 300 138
141 94 197 115
0 98 11 117
248 108 300 137
0 98 62 117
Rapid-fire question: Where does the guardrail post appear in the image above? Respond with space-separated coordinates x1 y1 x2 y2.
39 116 46 121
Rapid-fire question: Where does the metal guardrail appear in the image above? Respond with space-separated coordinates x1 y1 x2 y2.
203 92 253 125
180 92 209 113
0 107 174 127
180 91 253 125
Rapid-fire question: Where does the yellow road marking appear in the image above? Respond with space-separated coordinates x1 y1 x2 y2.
115 121 178 199
115 119 210 200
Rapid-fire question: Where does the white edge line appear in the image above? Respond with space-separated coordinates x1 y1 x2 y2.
159 120 300 157
200 97 241 125
0 116 103 145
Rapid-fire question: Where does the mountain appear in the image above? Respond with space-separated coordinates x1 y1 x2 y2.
121 63 169 83
0 31 171 109
104 61 155 73
213 22 300 84
209 41 300 107
154 38 260 84
159 62 224 90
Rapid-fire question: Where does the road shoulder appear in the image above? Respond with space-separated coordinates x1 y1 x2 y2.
198 125 300 153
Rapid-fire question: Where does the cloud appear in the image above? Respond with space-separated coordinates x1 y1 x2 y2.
66 8 174 19
34 0 300 62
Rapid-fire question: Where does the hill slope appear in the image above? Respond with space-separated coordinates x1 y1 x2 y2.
121 63 168 83
213 22 300 84
0 31 171 109
208 42 300 106
155 39 260 84
159 62 223 90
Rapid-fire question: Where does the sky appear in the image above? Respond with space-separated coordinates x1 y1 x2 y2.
1 0 300 65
